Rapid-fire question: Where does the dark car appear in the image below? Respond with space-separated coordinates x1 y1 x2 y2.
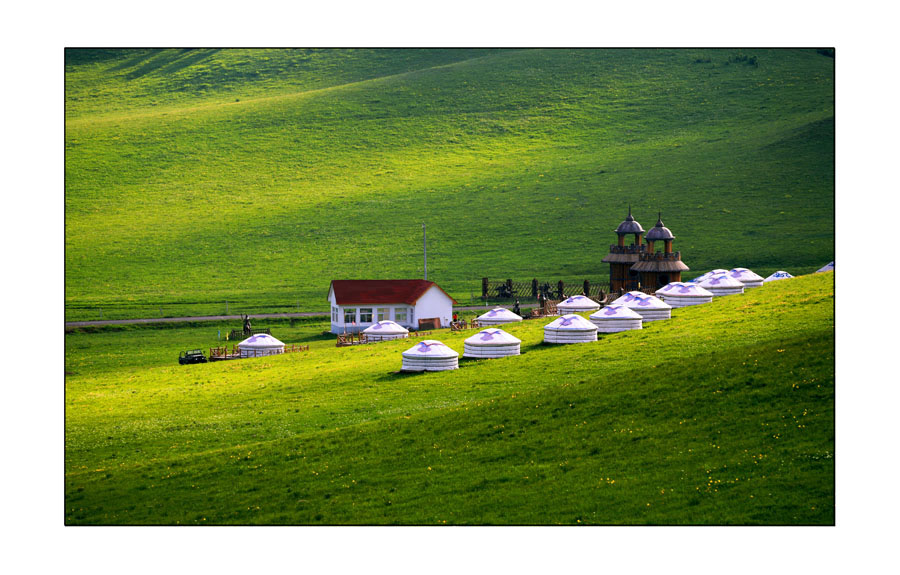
178 349 207 365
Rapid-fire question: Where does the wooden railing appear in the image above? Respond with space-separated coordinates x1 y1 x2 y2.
210 343 308 359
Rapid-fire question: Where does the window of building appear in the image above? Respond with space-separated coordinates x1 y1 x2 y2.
359 308 373 323
376 308 387 322
344 308 356 324
332 306 339 323
394 308 407 323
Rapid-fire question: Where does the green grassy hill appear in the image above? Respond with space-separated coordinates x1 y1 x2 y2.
65 272 834 524
65 48 834 320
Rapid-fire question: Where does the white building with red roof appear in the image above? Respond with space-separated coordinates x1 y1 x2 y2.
327 279 457 334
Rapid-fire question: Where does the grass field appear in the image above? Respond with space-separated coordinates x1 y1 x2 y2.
65 48 834 321
65 272 834 524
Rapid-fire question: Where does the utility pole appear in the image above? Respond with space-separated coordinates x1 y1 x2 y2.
423 222 428 281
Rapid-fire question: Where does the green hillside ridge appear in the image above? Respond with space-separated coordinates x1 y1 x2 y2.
65 272 834 524
65 49 833 321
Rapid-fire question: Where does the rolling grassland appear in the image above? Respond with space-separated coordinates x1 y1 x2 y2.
65 272 834 524
65 49 833 320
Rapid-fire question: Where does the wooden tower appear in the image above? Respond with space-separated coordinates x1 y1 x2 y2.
602 207 646 292
631 213 690 291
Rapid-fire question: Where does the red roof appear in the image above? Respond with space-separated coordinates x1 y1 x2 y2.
329 280 457 306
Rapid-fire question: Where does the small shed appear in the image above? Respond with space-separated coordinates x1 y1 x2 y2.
728 268 765 289
763 271 795 283
363 320 410 342
543 314 598 344
476 307 523 326
401 340 459 372
655 282 714 307
238 333 285 358
463 328 521 359
589 305 643 333
557 295 601 314
610 291 672 321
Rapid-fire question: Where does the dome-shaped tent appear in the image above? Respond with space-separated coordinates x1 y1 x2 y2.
589 305 643 333
688 269 728 283
543 314 598 344
463 328 521 359
476 307 523 326
401 340 459 372
728 268 764 289
363 320 410 341
816 262 834 273
655 282 714 307
557 295 601 314
238 333 285 358
610 291 672 321
699 273 745 297
763 270 794 283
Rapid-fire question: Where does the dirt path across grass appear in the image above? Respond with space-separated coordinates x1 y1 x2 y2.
65 304 540 328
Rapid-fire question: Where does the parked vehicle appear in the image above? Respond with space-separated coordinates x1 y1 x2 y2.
178 349 207 365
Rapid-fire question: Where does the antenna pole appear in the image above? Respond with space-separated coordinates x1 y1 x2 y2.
423 222 427 280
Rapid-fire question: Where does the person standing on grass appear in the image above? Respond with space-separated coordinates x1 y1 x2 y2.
513 299 520 316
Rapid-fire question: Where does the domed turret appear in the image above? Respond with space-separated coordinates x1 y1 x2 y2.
645 213 675 241
615 206 645 235
603 206 647 291
630 211 689 291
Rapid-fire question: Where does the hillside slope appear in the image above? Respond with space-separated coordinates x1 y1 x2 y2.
65 272 834 524
65 49 834 320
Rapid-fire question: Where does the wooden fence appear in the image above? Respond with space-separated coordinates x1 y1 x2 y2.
481 278 610 301
210 343 308 360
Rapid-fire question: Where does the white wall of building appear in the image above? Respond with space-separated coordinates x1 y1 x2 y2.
412 285 453 329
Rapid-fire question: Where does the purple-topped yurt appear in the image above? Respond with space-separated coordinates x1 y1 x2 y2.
363 320 410 342
610 291 672 321
543 314 598 344
401 340 459 372
463 328 522 359
727 268 764 289
557 295 601 315
588 305 643 333
689 269 728 283
699 273 745 297
655 282 714 307
764 270 794 283
476 307 523 326
238 333 285 358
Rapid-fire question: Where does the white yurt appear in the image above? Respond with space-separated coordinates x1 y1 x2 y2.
763 270 795 282
238 333 285 358
588 305 643 333
610 291 672 321
476 307 523 326
463 328 522 359
401 340 459 372
557 295 601 314
728 268 765 289
655 282 714 307
689 269 728 283
363 320 410 341
816 262 834 273
699 273 745 297
543 314 598 344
